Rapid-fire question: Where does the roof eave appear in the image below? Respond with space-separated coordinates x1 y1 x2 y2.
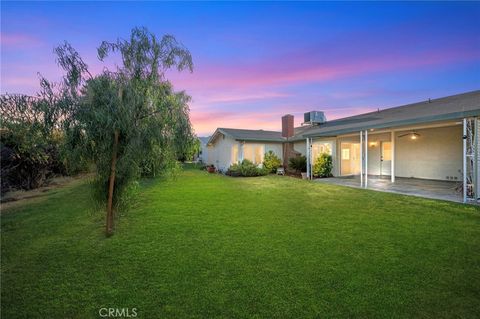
303 110 480 138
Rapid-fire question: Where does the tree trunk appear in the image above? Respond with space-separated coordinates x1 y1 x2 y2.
106 130 119 237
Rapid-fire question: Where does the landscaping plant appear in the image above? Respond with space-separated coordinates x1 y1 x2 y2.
226 159 268 177
288 155 307 173
313 153 333 177
263 150 282 173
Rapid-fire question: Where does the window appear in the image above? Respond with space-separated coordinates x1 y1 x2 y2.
243 144 264 165
232 144 239 163
342 149 350 160
312 142 332 160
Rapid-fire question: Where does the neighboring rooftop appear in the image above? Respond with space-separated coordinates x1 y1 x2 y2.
208 128 285 144
198 136 211 145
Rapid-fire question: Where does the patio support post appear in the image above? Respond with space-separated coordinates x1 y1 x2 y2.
463 118 467 203
365 130 368 189
360 131 363 187
475 118 479 201
306 137 311 179
391 131 395 183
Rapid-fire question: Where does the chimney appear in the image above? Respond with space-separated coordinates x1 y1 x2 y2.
282 114 294 138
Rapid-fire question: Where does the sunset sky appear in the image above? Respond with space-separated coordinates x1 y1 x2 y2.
1 2 479 136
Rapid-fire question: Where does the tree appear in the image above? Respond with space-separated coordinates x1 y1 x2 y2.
59 27 194 236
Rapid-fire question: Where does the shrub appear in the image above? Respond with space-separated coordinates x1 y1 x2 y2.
288 156 307 173
313 153 333 178
226 159 268 177
263 150 282 173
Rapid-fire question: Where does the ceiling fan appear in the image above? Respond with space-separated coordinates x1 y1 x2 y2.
398 131 420 140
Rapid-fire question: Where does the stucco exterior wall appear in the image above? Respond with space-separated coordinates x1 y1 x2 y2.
207 137 284 171
311 138 337 175
293 141 306 155
395 125 462 181
206 134 237 171
332 125 462 180
264 143 284 161
365 132 392 176
335 135 360 177
199 143 208 163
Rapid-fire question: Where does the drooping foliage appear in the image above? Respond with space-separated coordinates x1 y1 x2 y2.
62 27 195 235
1 27 196 236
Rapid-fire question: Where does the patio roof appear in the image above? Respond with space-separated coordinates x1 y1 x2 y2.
303 90 480 138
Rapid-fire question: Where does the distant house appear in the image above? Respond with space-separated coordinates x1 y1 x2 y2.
198 136 210 163
206 91 480 202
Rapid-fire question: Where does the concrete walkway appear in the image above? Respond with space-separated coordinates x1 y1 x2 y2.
314 175 463 203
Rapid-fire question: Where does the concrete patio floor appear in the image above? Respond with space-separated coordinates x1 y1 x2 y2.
314 175 464 203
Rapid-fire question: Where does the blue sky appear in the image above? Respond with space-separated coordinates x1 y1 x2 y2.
1 1 479 135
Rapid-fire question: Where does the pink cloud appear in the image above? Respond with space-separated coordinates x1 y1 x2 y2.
1 33 42 48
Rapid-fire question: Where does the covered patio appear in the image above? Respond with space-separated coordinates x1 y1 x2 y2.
314 175 462 203
303 92 480 204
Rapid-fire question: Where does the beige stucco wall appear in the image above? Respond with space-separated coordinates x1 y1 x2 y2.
332 125 462 180
395 125 462 181
208 136 284 171
293 140 306 155
311 137 337 175
366 132 392 176
264 143 284 161
335 135 360 177
206 134 236 171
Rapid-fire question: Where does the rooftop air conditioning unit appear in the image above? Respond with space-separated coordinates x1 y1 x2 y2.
304 111 326 124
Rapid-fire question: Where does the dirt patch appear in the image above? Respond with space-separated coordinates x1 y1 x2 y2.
1 174 91 212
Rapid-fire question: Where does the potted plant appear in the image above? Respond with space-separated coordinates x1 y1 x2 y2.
207 165 216 173
288 156 307 179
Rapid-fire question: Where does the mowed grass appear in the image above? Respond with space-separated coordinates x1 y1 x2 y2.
2 167 480 318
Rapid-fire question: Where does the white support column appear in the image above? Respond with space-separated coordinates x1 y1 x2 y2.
463 118 467 203
475 118 479 201
306 138 311 179
365 130 368 189
391 131 395 183
360 131 363 187
309 138 313 180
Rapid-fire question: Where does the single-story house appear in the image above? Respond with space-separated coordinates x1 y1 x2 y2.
206 90 480 202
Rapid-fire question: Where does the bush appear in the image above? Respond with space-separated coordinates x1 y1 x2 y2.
313 153 333 178
263 150 282 173
288 156 307 173
226 159 268 177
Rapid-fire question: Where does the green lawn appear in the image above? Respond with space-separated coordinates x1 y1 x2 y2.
2 166 480 318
